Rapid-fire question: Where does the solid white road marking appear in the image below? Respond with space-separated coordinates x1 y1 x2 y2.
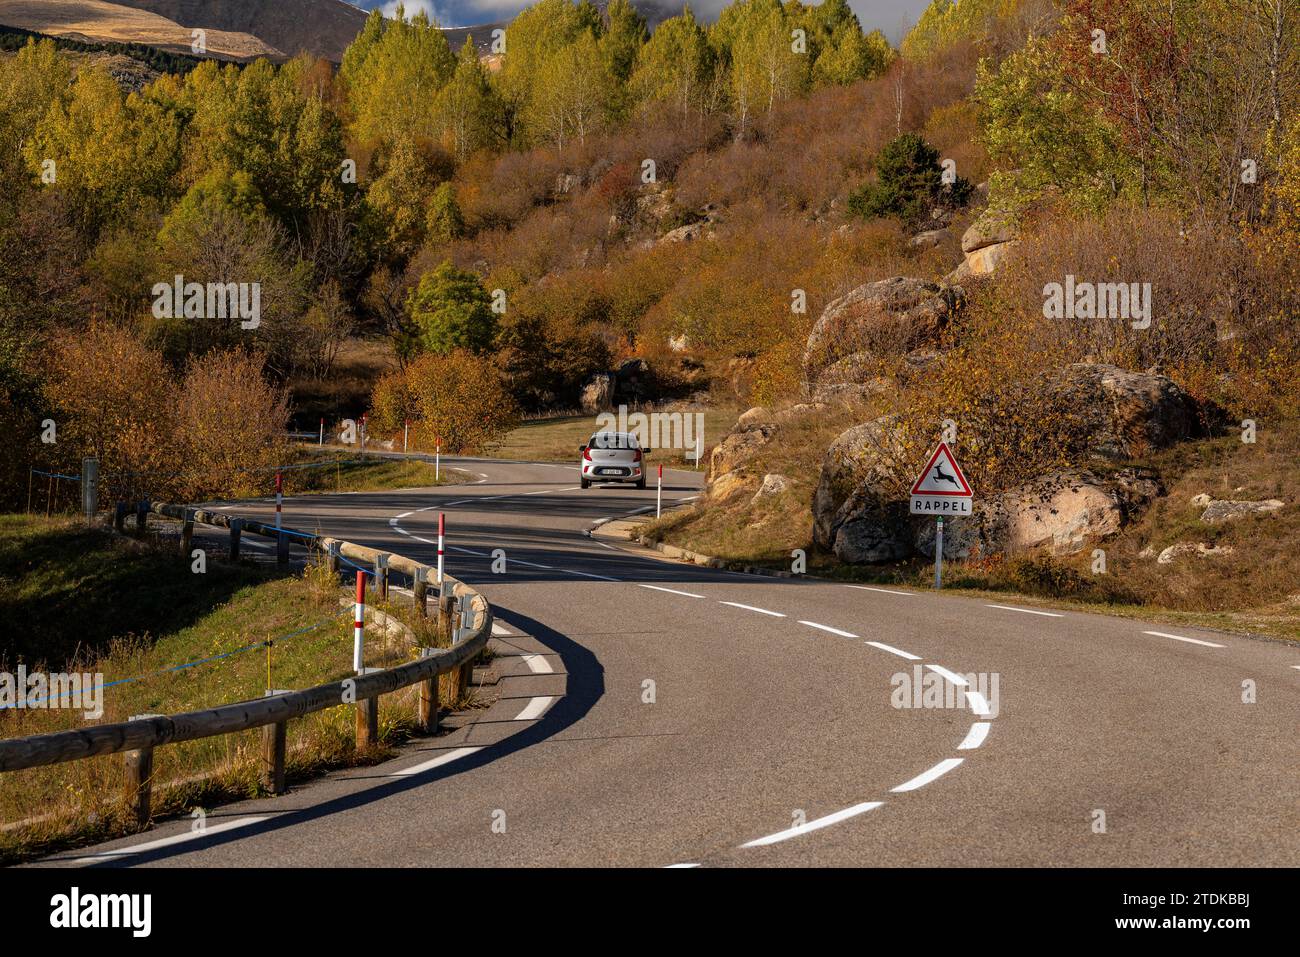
798 620 858 638
719 601 786 617
985 604 1064 618
892 758 964 792
865 641 921 661
925 664 969 687
638 584 705 598
515 696 554 720
1143 630 1225 649
522 654 553 674
392 746 482 777
845 584 914 597
64 816 271 866
665 862 701 868
957 722 991 750
741 802 884 848
965 690 991 717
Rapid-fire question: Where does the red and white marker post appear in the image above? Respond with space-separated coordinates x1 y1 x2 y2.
274 470 283 529
436 512 445 585
360 413 368 451
403 418 409 454
352 571 366 673
435 437 441 481
318 417 324 447
656 464 663 518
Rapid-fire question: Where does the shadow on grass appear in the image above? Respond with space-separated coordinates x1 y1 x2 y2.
0 517 295 668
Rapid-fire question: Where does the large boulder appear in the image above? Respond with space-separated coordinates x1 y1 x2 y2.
961 206 1019 254
1051 363 1200 459
580 373 613 413
1199 499 1284 524
812 417 912 563
979 468 1161 555
708 421 778 484
803 278 964 393
962 240 1020 276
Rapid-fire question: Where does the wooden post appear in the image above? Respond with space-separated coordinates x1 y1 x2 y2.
114 501 127 533
123 713 161 827
229 518 243 561
261 694 288 794
134 500 148 537
356 696 379 750
180 508 194 557
417 647 439 733
327 541 340 574
124 747 154 826
413 567 428 618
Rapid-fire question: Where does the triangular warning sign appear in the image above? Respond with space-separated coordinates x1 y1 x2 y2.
910 442 972 497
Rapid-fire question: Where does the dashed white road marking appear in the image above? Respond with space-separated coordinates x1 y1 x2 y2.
741 802 884 848
891 758 964 793
845 584 914 597
798 620 858 638
522 654 553 674
515 696 554 720
719 601 786 617
965 690 991 717
925 664 969 686
865 641 921 661
665 862 701 868
63 816 271 866
1143 630 1225 649
638 583 705 598
957 722 991 750
1292 665 1300 671
985 604 1064 618
568 569 621 582
392 746 482 777
491 622 516 637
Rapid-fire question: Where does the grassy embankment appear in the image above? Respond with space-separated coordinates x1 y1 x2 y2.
0 514 470 864
641 408 1300 642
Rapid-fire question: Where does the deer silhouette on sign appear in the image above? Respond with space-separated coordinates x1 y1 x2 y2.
931 462 961 487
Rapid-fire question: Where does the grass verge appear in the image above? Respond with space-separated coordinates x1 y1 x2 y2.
0 515 479 864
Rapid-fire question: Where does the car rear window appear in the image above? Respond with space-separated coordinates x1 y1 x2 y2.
589 432 640 450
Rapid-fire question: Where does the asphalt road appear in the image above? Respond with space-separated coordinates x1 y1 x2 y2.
36 456 1300 867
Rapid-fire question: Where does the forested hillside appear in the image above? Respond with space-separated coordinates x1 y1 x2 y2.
0 0 1296 524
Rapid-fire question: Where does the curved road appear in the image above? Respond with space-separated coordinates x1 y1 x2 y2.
39 457 1300 867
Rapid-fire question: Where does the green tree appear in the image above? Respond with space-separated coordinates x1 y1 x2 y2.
403 261 497 357
847 132 972 224
425 182 464 243
629 7 715 118
436 38 504 160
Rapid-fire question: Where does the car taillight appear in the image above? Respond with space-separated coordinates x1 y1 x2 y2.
632 448 642 462
583 448 592 461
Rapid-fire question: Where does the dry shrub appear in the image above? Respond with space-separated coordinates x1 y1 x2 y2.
372 351 518 453
174 348 291 500
43 325 297 503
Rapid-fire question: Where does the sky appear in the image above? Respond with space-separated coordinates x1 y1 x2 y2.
351 0 933 43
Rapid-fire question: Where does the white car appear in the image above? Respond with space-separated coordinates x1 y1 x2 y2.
580 431 650 489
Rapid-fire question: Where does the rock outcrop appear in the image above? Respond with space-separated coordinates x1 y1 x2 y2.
802 278 964 397
1199 499 1284 524
811 416 912 563
1051 363 1200 458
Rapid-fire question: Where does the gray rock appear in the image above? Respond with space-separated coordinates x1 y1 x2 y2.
803 277 964 391
812 416 911 559
1051 363 1200 459
961 206 1019 253
580 373 613 413
752 473 791 502
1199 499 1284 524
1157 542 1236 564
909 228 949 249
736 406 772 429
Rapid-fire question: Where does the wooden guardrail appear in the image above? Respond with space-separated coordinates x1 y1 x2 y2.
0 501 492 825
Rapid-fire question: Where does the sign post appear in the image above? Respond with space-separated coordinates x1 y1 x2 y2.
909 442 973 591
